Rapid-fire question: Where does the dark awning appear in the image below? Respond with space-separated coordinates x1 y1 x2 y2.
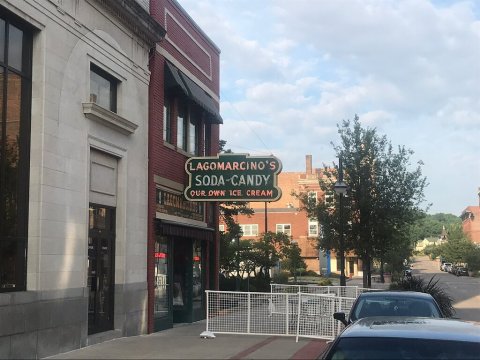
155 219 215 241
178 72 223 124
164 61 223 124
165 61 189 95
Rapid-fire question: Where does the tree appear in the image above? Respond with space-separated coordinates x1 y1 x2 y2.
300 115 427 287
409 213 461 242
217 140 254 282
281 241 307 282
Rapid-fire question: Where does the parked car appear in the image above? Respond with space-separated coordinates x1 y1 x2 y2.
449 264 459 274
441 262 452 272
455 267 468 276
333 291 443 326
320 317 480 359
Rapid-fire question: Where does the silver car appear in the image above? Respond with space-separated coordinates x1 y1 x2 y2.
321 317 480 359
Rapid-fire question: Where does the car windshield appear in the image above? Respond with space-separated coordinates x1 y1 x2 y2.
326 337 480 359
350 297 442 321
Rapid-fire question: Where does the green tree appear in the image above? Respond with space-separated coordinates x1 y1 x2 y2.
409 213 461 242
300 115 427 287
217 140 254 282
441 224 476 264
281 241 307 282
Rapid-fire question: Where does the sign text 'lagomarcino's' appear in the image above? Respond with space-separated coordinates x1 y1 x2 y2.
184 154 282 201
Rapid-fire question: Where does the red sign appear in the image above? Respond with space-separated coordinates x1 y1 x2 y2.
155 252 166 258
193 256 200 261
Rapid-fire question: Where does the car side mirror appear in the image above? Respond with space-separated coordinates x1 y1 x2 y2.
333 312 348 326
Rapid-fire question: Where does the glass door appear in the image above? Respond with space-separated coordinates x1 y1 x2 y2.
154 235 172 331
88 205 115 335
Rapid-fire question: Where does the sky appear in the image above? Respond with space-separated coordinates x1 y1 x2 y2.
179 0 480 216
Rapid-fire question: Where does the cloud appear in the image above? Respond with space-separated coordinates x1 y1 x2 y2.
180 0 480 214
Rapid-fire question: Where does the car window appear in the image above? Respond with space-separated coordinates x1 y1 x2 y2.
350 297 442 321
326 337 480 359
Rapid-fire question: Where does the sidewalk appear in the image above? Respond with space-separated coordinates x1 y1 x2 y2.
47 321 329 359
47 282 387 359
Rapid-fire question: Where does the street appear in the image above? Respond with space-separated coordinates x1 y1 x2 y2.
412 256 480 322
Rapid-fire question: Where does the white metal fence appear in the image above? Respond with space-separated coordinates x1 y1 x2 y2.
270 284 372 298
205 285 369 341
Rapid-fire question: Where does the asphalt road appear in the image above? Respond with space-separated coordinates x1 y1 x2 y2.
412 256 480 322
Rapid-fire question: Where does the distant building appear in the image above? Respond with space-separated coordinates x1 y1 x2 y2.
461 188 480 245
220 155 360 277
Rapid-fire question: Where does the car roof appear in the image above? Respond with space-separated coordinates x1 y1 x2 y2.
358 291 434 299
340 317 480 342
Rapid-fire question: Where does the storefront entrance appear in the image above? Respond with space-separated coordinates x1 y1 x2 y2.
153 233 206 330
87 205 115 335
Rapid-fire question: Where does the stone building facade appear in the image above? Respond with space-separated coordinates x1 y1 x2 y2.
0 0 164 357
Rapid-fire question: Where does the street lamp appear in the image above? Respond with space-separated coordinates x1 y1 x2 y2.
334 156 347 287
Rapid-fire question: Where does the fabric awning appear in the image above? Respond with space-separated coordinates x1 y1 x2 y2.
155 219 215 241
165 61 189 95
164 61 223 124
178 72 223 124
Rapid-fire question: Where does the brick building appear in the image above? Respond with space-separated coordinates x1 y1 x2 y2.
461 189 480 245
221 155 359 277
147 0 222 332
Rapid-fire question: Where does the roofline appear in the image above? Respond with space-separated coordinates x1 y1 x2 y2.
169 0 221 53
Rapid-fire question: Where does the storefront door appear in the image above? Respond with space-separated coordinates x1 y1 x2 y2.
87 205 115 335
173 239 192 323
154 235 172 331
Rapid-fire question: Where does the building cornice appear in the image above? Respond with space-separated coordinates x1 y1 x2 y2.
93 0 166 47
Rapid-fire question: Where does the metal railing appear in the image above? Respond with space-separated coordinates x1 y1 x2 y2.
205 285 366 340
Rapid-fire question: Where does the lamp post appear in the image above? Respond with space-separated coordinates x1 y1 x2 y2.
334 156 348 287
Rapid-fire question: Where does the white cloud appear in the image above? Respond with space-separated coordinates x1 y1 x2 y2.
179 0 480 214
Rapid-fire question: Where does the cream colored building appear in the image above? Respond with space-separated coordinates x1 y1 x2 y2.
0 0 163 357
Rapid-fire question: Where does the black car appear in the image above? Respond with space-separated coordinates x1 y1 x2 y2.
320 317 480 359
455 267 468 276
333 291 443 326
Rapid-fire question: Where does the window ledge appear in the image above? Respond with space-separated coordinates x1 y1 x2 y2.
82 102 138 135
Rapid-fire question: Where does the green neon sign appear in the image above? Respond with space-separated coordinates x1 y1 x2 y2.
184 153 282 202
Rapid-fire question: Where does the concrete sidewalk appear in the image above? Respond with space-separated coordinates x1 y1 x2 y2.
47 282 387 359
47 321 329 359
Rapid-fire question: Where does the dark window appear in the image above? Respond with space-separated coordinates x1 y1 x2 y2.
326 337 480 360
90 63 117 112
0 11 32 292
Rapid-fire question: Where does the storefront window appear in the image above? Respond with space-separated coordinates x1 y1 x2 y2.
0 14 32 292
192 240 202 311
154 236 169 320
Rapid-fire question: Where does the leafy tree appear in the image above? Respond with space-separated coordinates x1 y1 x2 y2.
217 140 254 282
465 247 480 272
409 213 461 242
281 241 307 282
441 225 476 264
299 115 427 287
251 231 291 282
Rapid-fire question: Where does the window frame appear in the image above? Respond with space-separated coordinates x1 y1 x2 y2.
240 224 259 237
163 95 172 143
90 63 118 113
176 99 188 151
0 11 33 293
308 219 319 236
276 224 292 236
